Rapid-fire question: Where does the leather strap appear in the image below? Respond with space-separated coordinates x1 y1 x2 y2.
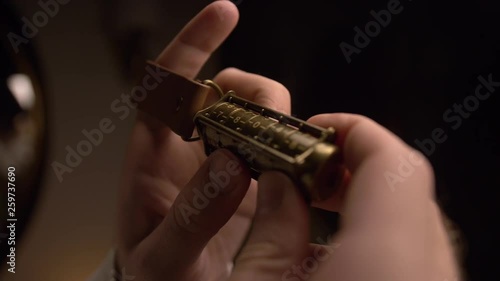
137 61 213 140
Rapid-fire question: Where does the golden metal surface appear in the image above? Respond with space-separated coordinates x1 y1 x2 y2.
193 90 343 201
137 62 344 201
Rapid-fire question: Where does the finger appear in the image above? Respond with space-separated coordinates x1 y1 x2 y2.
229 172 310 281
311 168 350 212
308 113 409 173
307 113 435 231
156 1 239 78
213 67 292 114
137 149 251 280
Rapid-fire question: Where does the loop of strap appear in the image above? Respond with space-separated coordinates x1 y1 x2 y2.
137 60 214 140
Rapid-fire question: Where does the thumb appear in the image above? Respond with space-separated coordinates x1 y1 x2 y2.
134 149 251 280
229 172 310 281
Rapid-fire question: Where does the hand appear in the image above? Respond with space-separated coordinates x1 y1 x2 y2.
116 2 459 280
116 2 291 280
224 113 460 281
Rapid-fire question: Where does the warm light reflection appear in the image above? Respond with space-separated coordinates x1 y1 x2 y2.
7 73 36 110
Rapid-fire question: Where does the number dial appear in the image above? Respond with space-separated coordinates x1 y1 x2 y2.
194 92 344 201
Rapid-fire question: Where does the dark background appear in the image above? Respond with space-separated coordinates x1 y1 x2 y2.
1 0 498 280
220 1 499 280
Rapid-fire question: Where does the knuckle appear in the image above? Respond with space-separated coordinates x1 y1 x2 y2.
274 81 290 96
220 67 240 76
412 150 434 179
259 82 290 112
405 148 434 173
355 114 380 128
213 67 242 82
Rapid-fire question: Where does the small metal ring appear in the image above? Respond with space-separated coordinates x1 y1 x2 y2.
185 80 225 142
202 79 224 98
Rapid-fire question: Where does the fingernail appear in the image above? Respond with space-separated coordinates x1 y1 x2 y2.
256 172 287 215
209 149 243 194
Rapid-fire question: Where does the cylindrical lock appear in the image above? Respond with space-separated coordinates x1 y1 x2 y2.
194 91 344 201
136 61 344 201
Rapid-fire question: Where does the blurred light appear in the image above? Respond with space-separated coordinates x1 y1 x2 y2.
7 73 36 110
